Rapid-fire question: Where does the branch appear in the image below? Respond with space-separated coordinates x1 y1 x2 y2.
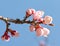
0 8 55 42
0 15 54 41
0 16 54 25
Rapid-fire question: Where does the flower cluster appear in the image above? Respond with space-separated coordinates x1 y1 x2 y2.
26 8 53 24
26 8 53 37
1 29 19 41
29 24 50 37
0 8 53 42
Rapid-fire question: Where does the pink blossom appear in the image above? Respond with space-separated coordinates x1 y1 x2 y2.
36 28 44 36
10 30 19 37
1 32 10 41
43 16 53 24
26 8 36 17
42 28 50 37
33 11 44 20
29 25 35 32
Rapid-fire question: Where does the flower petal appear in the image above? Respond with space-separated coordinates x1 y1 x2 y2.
33 11 44 20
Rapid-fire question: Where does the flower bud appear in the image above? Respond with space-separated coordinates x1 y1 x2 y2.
1 32 10 42
43 16 53 24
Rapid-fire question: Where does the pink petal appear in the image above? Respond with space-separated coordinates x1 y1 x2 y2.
33 12 40 20
33 11 44 20
1 36 5 41
36 11 44 17
38 18 44 22
42 28 50 37
14 31 19 37
36 28 44 36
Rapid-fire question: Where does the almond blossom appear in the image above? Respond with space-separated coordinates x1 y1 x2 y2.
42 28 50 37
43 16 53 24
36 28 44 36
33 11 44 21
35 24 43 36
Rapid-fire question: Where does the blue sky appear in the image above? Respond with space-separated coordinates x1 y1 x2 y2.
0 0 60 46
